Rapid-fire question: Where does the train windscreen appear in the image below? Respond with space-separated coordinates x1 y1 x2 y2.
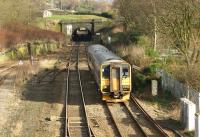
122 68 129 78
102 66 110 79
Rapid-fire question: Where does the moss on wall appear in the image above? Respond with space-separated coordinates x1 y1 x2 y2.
0 41 60 61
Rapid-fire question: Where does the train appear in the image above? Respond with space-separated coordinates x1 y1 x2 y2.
87 44 132 102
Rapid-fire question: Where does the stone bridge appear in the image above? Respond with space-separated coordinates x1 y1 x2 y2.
59 19 103 36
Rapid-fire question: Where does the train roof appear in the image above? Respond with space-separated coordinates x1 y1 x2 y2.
87 44 126 65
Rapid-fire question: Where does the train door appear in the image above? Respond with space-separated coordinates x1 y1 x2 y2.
110 66 121 98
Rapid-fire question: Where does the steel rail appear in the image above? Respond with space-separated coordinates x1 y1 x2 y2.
0 64 17 74
65 47 74 137
105 103 123 137
122 102 148 137
0 65 18 85
65 46 92 137
89 127 96 137
77 46 92 137
130 95 169 137
161 126 184 137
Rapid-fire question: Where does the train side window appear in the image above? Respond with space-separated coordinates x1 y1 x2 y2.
122 68 129 78
102 66 110 79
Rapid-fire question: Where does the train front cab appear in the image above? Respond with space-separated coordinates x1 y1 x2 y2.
100 62 131 102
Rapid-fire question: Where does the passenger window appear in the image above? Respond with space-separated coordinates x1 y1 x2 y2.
102 66 110 79
122 68 129 78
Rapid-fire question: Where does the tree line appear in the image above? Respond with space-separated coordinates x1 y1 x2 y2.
113 0 200 68
0 0 43 26
60 0 112 12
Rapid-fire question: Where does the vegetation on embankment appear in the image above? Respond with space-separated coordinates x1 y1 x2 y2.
0 22 65 61
36 14 112 32
0 41 60 62
46 15 109 22
111 0 200 92
0 23 65 50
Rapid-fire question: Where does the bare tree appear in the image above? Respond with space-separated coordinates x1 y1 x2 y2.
0 0 39 26
61 0 80 10
113 0 160 51
159 0 200 68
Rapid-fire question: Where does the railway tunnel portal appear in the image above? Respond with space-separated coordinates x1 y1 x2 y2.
59 19 102 42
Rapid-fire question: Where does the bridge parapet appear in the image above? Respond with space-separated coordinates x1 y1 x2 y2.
59 19 103 36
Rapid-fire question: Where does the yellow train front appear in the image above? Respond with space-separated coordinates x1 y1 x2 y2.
87 44 131 102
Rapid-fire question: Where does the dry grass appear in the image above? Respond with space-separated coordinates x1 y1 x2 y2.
114 44 151 67
169 63 200 91
0 22 65 51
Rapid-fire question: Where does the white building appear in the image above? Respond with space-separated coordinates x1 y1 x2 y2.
43 10 53 18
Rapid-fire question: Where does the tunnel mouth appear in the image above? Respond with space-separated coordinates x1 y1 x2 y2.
72 27 92 42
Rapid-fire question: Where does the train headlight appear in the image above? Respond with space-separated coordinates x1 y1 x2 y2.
103 85 109 92
104 85 108 89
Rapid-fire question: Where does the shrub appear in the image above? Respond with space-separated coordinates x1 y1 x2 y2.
126 45 151 67
145 48 159 58
171 64 200 91
127 31 140 43
133 71 153 94
134 72 147 90
137 35 151 47
100 12 113 19
112 32 129 45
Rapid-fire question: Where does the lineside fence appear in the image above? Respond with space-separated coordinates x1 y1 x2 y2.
156 69 200 112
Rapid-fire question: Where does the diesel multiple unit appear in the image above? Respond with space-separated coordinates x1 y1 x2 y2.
87 44 131 102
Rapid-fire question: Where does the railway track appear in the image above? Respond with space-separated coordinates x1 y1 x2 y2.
65 45 92 137
106 97 168 137
106 102 147 137
78 44 122 137
0 64 17 86
80 44 146 137
79 43 167 137
128 95 169 137
63 43 169 137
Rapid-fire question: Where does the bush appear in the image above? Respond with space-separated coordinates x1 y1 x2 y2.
171 64 200 91
145 48 159 58
112 32 129 45
134 72 147 91
127 45 152 67
111 31 151 48
100 12 113 19
137 35 151 47
127 31 140 43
